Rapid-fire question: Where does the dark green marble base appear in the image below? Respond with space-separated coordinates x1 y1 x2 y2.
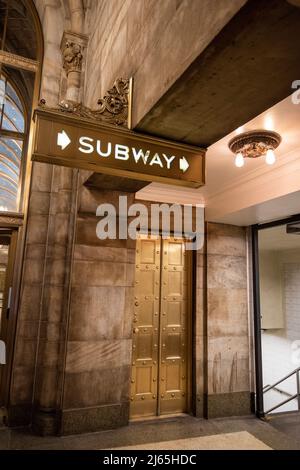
206 391 251 418
250 391 256 413
32 409 60 436
7 394 252 435
195 394 205 418
60 402 130 435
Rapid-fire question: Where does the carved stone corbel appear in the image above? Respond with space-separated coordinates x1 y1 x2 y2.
40 77 132 128
62 41 83 75
60 30 88 104
61 31 87 74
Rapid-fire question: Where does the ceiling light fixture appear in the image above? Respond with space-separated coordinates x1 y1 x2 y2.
228 129 282 168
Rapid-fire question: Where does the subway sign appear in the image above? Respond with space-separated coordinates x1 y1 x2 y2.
32 108 205 188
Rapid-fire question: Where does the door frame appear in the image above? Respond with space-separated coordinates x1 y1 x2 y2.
0 214 24 408
252 212 300 418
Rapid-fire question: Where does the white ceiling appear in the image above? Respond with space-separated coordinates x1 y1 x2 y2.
137 93 300 226
214 190 300 226
259 223 300 251
200 93 300 201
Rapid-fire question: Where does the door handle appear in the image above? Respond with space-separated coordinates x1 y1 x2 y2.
133 328 139 334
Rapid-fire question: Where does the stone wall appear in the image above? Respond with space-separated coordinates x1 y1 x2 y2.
9 163 77 432
8 1 75 430
84 0 246 127
61 186 136 434
205 223 251 417
9 179 136 434
32 0 246 125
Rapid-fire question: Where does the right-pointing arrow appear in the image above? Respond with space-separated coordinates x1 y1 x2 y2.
179 156 189 173
57 130 71 150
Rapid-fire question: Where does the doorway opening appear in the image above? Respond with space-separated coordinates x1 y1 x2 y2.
253 215 300 417
0 229 17 408
130 234 192 419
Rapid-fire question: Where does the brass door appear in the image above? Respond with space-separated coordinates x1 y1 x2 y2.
130 234 191 419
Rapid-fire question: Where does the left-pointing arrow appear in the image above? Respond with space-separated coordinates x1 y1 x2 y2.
57 130 71 150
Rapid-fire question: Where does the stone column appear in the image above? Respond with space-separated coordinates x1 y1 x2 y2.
31 166 79 435
8 164 79 432
205 223 251 417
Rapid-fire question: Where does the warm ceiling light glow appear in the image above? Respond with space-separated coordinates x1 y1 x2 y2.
264 116 274 130
265 149 276 165
235 152 245 167
235 126 244 135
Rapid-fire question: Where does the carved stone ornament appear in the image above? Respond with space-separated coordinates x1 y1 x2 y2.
62 41 83 74
39 78 131 127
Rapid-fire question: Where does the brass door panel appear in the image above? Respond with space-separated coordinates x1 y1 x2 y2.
130 235 161 418
130 235 191 419
159 238 189 415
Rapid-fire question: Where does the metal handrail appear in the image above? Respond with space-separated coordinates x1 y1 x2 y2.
263 366 300 414
263 384 294 398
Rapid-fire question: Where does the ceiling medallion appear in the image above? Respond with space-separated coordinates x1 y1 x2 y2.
228 129 282 168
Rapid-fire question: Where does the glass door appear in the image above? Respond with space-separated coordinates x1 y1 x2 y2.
253 216 300 416
0 229 17 408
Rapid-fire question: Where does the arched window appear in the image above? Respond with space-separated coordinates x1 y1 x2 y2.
0 74 25 212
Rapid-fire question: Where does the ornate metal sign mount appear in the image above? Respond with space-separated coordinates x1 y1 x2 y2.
39 77 133 129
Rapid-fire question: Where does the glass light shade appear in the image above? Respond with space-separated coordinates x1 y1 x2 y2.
235 152 245 167
265 149 276 165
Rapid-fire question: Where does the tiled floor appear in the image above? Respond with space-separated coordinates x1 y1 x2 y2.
112 431 272 450
0 414 299 450
267 412 300 443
